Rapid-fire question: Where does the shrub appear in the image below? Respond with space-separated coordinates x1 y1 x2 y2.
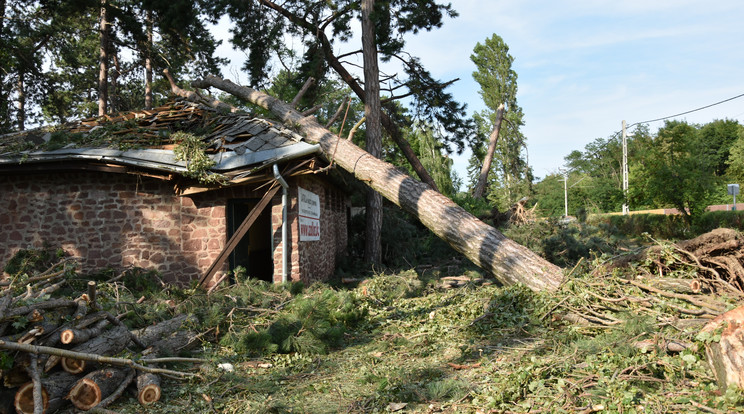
231 288 367 355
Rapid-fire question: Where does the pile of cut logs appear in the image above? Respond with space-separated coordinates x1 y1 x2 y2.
0 261 200 414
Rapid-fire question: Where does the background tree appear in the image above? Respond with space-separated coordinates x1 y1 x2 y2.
563 136 624 213
0 0 61 131
726 126 744 183
632 120 716 224
33 0 224 120
361 0 383 264
698 119 742 177
468 34 530 210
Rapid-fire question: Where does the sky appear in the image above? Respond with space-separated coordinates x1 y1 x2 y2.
213 1 744 182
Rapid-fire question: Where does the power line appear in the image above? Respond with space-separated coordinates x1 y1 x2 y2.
628 92 744 128
563 92 744 173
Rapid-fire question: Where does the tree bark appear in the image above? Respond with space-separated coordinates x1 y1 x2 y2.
98 0 109 116
164 69 236 113
191 76 565 291
131 314 197 348
16 70 25 131
144 8 153 110
110 51 120 113
472 103 505 199
361 0 383 265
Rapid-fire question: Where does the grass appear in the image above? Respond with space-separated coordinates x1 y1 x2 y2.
95 260 744 414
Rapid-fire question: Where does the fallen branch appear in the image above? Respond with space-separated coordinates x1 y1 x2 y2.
627 279 725 314
0 340 198 378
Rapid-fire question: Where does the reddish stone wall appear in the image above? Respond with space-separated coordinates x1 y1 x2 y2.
0 172 267 284
271 175 349 284
0 170 348 285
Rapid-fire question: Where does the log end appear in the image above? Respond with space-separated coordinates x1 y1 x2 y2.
61 357 86 374
701 305 744 390
68 378 102 410
60 329 74 345
138 383 162 405
14 381 49 414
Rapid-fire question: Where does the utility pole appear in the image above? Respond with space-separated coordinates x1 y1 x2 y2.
559 169 568 217
622 120 629 215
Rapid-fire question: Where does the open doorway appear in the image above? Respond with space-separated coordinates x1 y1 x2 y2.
227 199 273 282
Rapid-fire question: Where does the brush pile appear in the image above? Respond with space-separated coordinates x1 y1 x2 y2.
0 251 201 414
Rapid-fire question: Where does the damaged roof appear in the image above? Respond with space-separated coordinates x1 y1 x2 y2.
0 100 320 179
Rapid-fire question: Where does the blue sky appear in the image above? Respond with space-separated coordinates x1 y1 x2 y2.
214 1 744 182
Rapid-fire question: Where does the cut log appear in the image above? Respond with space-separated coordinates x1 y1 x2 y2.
14 371 80 414
60 319 109 345
136 371 161 405
131 314 197 348
638 277 701 294
700 305 744 390
4 352 31 388
62 325 130 373
633 338 690 353
135 328 200 405
191 75 564 292
68 367 132 410
1 299 77 321
0 290 12 337
71 295 89 321
61 356 87 374
14 381 48 414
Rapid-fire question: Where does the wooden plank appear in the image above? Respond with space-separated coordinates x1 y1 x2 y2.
198 184 281 288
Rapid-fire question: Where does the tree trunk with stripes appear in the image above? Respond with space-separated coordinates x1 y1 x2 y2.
191 75 565 292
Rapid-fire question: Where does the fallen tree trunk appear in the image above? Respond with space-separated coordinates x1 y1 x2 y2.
191 75 564 291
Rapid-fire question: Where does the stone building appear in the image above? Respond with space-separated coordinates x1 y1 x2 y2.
0 101 350 286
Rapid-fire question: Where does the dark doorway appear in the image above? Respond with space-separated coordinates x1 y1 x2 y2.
227 199 273 282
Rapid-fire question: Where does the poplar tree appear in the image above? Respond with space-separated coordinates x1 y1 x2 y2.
469 34 530 209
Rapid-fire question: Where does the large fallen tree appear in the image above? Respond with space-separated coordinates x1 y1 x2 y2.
190 75 564 292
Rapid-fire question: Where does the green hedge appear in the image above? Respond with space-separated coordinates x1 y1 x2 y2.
587 210 744 239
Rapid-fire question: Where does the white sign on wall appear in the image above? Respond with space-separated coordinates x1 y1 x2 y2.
298 187 320 241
